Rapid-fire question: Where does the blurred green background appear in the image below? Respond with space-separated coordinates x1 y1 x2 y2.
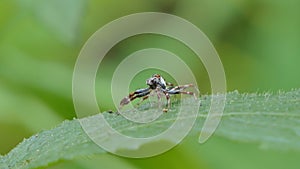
0 0 299 169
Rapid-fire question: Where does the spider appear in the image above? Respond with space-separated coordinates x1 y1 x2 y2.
119 74 198 112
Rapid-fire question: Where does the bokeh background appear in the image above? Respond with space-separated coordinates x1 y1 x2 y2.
0 0 299 169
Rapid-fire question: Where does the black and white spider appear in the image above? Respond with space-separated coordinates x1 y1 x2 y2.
119 74 198 112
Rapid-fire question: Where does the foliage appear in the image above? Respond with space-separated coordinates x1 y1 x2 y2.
1 89 300 169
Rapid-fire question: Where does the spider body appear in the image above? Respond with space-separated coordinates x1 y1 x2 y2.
146 74 167 89
119 74 197 112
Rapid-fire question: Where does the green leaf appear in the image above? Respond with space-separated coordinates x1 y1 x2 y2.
0 155 8 169
3 120 103 169
1 89 300 169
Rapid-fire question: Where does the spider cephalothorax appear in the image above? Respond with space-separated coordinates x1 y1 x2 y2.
146 74 167 89
120 74 198 112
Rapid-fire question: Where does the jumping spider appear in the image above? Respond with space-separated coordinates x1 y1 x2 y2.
119 74 198 112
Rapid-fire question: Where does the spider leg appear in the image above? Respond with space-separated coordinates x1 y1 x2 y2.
119 88 151 108
135 95 150 107
163 92 171 112
171 84 194 91
161 84 198 112
166 82 174 87
168 84 198 99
